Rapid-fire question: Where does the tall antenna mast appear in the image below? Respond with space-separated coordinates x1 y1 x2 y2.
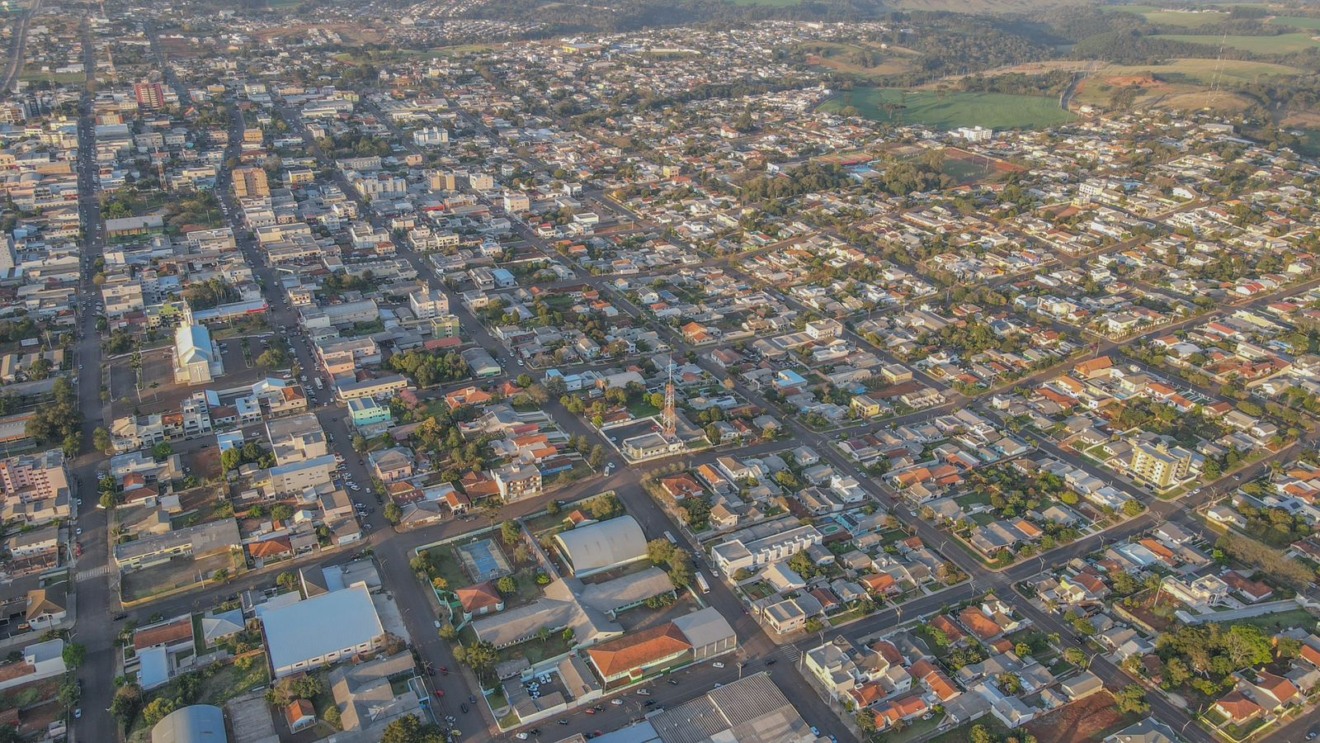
662 355 676 436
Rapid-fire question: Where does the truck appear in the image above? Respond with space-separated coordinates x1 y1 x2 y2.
695 571 710 594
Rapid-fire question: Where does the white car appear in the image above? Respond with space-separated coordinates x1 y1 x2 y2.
610 698 624 706
712 662 725 669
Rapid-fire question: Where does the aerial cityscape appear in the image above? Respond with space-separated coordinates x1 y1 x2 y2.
0 0 1318 742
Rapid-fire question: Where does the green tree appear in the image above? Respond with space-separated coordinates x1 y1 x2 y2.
384 502 403 524
1064 647 1087 667
110 683 143 725
100 491 118 510
1122 500 1144 517
1114 685 1150 715
496 576 517 595
142 697 178 727
93 426 112 454
999 672 1022 695
63 642 86 669
58 680 81 707
152 442 173 461
457 641 498 682
277 571 299 592
324 705 342 730
501 520 521 546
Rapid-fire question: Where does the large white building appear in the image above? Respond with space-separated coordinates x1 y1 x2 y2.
173 324 222 384
260 583 385 678
553 515 648 577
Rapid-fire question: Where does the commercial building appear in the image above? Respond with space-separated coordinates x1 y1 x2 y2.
553 515 648 577
348 397 393 432
261 583 386 678
113 519 242 571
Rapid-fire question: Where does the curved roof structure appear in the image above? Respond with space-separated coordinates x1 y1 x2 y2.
553 515 647 576
151 705 227 743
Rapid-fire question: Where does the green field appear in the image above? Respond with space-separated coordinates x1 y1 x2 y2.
1270 15 1320 30
1154 33 1320 54
1119 8 1231 28
820 88 1074 130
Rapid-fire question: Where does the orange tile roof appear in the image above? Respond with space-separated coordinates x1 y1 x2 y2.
284 699 315 727
930 615 965 643
457 582 503 614
871 640 903 666
1255 671 1298 705
1215 691 1263 722
587 623 691 679
958 607 1003 641
134 618 194 651
249 537 292 559
925 670 960 702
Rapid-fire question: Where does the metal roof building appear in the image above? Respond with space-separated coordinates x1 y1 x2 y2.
552 515 647 577
150 705 228 743
260 584 385 678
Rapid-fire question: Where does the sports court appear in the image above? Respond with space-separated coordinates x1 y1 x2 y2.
457 538 513 583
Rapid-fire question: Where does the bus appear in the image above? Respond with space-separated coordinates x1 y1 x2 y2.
695 571 711 594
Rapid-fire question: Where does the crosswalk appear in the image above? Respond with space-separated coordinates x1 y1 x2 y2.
76 564 110 581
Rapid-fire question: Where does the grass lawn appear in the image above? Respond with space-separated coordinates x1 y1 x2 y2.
1154 33 1320 54
497 632 573 666
627 399 661 419
820 88 1073 130
1207 608 1318 634
1129 9 1229 28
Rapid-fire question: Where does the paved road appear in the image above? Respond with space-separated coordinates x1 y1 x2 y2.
69 18 116 743
0 0 40 94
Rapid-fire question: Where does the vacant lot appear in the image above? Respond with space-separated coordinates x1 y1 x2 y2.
820 88 1073 130
1025 691 1133 743
1155 33 1320 55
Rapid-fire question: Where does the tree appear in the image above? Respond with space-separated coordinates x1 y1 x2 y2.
257 346 289 369
152 442 173 461
111 683 143 724
277 571 299 592
381 714 445 743
458 640 498 681
970 724 996 743
1114 685 1150 715
647 538 678 566
93 426 112 454
1064 647 1087 666
384 502 403 524
496 576 517 595
142 697 178 727
63 642 86 669
59 680 81 707
998 672 1022 695
439 624 458 641
271 504 294 522
100 492 118 510
588 445 606 469
1122 500 1144 517
501 521 521 546
788 551 818 579
324 705 342 730
1014 642 1032 658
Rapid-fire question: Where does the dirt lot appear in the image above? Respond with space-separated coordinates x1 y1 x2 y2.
1025 691 1133 743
